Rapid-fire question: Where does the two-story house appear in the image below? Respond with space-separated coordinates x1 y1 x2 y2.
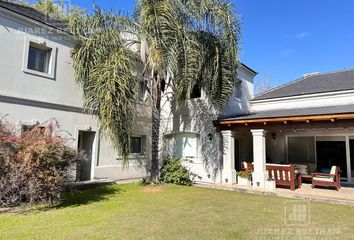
0 1 259 183
0 1 151 181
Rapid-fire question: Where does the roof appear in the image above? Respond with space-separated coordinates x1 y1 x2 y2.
253 68 354 101
240 63 257 75
217 104 354 122
0 0 68 32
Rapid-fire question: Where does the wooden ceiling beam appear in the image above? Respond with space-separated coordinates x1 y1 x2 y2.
214 113 354 126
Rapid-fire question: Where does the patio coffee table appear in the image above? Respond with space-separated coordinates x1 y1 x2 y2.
301 175 313 183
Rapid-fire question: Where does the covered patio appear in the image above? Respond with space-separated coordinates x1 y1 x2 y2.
214 105 354 191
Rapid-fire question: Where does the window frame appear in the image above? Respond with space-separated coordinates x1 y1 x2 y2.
129 135 146 156
23 37 57 79
28 45 51 73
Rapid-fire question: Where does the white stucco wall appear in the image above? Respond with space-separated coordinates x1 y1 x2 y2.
222 66 255 117
0 11 83 108
252 90 354 112
160 65 256 183
0 9 150 181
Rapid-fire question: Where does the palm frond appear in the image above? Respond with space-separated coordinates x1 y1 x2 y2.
70 0 242 167
161 0 242 109
71 7 139 162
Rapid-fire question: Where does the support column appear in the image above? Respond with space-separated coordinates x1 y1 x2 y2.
221 130 236 184
251 129 268 188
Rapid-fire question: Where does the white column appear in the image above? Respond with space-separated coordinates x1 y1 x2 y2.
221 130 236 184
251 129 268 188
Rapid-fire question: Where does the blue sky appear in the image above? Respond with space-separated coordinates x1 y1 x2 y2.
35 0 354 88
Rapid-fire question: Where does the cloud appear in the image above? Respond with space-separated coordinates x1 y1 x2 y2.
295 32 311 39
280 48 295 56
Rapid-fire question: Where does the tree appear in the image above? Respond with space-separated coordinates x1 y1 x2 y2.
70 0 241 182
5 0 85 23
33 0 85 23
254 76 274 95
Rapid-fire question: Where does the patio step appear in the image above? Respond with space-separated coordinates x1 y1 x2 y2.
194 182 354 206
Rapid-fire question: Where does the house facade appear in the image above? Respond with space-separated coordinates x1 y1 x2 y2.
215 69 354 187
0 1 257 183
4 2 352 188
0 1 150 181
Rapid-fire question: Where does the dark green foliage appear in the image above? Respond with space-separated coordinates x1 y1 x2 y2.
160 158 196 186
70 8 138 162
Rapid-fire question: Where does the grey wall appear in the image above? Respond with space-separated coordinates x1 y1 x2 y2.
0 10 150 181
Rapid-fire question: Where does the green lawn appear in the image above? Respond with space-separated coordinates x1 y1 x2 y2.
1 183 354 240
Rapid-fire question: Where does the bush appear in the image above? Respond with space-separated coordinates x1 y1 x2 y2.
160 158 195 186
0 122 84 207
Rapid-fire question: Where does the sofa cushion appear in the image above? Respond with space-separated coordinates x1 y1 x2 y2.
266 163 291 167
313 176 334 182
330 166 337 175
295 164 309 175
243 161 248 169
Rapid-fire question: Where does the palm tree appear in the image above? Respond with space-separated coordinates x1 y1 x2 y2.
70 0 241 182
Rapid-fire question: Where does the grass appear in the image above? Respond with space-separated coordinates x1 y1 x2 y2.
1 183 354 240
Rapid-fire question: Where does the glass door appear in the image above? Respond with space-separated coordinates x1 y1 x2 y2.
234 139 241 171
349 137 354 182
316 136 347 179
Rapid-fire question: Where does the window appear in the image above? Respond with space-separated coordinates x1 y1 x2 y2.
27 44 52 73
179 81 202 100
129 136 146 154
23 37 57 79
166 133 199 159
190 82 201 99
316 136 346 177
288 137 315 164
21 124 45 133
138 81 147 101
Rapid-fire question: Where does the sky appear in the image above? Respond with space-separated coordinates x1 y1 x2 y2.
32 0 354 89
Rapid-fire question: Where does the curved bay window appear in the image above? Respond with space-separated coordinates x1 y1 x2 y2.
165 133 199 160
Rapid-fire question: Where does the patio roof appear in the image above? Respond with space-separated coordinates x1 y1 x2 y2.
215 104 354 126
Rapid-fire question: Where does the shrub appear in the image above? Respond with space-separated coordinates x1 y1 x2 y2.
160 158 195 186
0 122 84 207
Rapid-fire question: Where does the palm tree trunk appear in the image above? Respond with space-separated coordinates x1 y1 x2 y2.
150 73 161 182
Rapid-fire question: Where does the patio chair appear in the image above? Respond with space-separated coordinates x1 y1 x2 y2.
311 166 341 191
